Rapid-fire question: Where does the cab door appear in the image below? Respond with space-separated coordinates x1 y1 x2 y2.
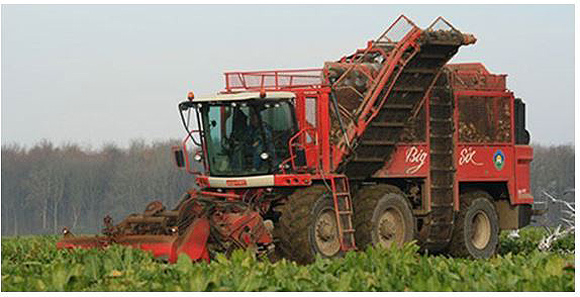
293 89 332 173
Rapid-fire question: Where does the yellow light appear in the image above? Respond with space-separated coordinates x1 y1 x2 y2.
187 91 195 101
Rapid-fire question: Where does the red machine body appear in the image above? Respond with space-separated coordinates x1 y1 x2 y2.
376 63 533 207
57 15 535 263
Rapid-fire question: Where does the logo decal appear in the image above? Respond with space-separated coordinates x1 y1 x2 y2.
459 147 483 166
405 146 427 174
226 179 247 186
493 150 505 170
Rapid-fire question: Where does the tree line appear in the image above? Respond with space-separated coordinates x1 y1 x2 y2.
1 141 574 236
529 143 575 226
1 140 193 236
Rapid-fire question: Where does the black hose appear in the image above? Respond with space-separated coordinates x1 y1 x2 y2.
329 87 352 150
178 102 202 147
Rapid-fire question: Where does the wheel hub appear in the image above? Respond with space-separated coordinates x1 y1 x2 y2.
379 217 396 240
314 210 340 256
377 208 404 248
317 218 335 241
471 210 491 250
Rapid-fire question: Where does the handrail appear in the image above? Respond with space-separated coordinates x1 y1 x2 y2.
224 68 325 92
451 71 506 91
181 130 205 174
279 127 319 174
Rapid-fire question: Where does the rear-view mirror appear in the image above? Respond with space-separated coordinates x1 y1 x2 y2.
172 146 185 168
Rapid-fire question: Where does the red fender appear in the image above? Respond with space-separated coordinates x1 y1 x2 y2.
169 217 210 263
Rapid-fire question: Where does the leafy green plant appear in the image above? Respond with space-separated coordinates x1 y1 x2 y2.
1 229 574 292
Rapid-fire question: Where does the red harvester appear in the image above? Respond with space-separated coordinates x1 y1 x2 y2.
57 15 539 263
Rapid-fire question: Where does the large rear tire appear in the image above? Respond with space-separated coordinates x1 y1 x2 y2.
353 184 415 250
449 191 499 258
274 185 342 264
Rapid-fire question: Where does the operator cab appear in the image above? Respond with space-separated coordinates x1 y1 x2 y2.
178 91 298 177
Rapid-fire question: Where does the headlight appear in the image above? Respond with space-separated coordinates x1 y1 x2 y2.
260 152 269 160
193 153 203 162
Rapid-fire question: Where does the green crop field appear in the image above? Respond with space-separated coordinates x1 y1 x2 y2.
1 227 574 291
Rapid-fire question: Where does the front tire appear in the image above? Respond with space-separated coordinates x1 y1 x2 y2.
449 191 499 258
353 184 415 250
274 186 342 264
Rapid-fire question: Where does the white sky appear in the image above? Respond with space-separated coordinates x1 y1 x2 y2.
1 4 575 148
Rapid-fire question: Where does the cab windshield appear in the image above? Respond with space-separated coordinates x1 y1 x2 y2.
201 99 296 177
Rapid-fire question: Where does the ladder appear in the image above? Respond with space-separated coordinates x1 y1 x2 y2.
423 73 457 248
330 175 356 251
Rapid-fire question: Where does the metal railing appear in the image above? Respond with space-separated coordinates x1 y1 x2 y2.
180 130 205 174
278 127 319 174
224 69 325 92
452 71 507 91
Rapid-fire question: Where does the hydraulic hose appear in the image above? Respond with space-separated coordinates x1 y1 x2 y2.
329 86 352 150
178 102 202 147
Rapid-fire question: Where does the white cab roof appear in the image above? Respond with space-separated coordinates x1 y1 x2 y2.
192 91 296 102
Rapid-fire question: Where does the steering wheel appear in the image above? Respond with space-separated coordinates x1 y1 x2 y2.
221 136 232 150
271 132 288 149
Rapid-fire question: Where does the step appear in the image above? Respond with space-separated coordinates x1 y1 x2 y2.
430 150 453 155
370 122 405 128
360 140 397 146
352 156 385 163
403 68 439 74
430 133 453 139
430 102 452 107
382 103 415 110
431 167 455 171
426 40 463 46
334 192 351 197
430 118 453 123
419 53 448 59
393 86 425 93
342 229 355 233
338 210 353 215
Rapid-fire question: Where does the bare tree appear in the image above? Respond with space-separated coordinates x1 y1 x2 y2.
538 191 575 252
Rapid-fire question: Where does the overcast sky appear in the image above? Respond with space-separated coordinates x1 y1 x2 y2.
1 4 574 149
